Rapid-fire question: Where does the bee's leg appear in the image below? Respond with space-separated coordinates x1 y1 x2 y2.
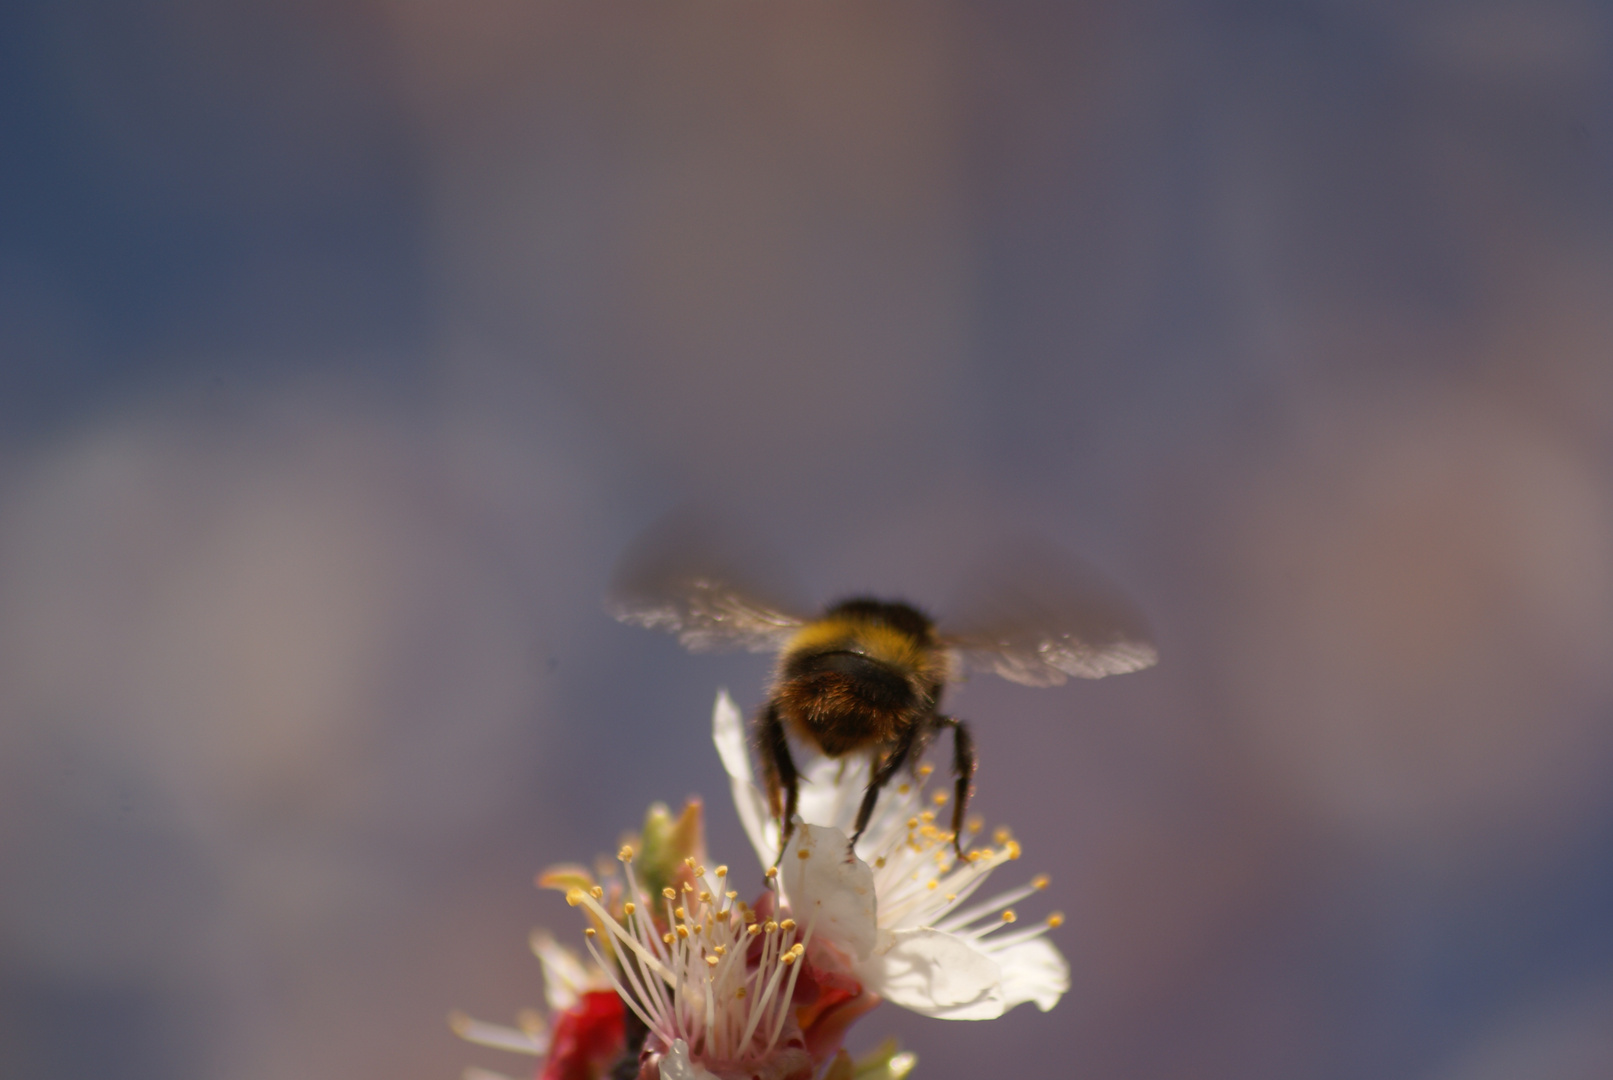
937 715 976 856
755 701 799 862
850 723 922 851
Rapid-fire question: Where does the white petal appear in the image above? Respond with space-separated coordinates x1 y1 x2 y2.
531 931 593 1013
449 1013 550 1056
781 823 878 960
860 928 1005 1020
995 937 1070 1013
660 1039 723 1080
712 691 778 866
792 754 867 834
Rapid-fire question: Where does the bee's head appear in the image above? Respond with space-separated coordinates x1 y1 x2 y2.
820 597 938 646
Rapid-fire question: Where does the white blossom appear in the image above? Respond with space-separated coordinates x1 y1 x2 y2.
562 847 815 1080
715 691 1070 1020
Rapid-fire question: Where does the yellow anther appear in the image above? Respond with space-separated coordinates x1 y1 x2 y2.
1048 912 1065 928
781 952 798 966
765 867 778 880
764 920 778 934
906 818 920 830
726 891 738 900
682 881 694 893
684 857 697 869
874 856 886 868
897 783 911 795
618 845 634 862
927 879 939 891
698 891 711 904
584 927 596 937
624 902 637 916
589 885 604 900
715 865 728 878
663 887 676 900
565 888 585 907
663 932 674 945
747 924 760 936
933 791 949 806
694 865 706 877
779 919 796 932
945 893 956 902
676 925 690 939
674 907 686 920
797 848 812 859
994 827 1012 845
714 944 726 956
735 987 747 999
1002 910 1017 923
694 924 703 934
966 816 984 834
705 955 719 968
919 810 935 824
917 764 934 778
1006 840 1022 860
789 943 805 958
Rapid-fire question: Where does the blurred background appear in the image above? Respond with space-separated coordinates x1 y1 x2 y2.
3 2 1612 1078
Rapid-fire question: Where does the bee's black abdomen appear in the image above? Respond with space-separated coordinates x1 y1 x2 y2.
785 650 913 710
778 649 920 756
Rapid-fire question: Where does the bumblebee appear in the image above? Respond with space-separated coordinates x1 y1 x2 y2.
608 520 1157 857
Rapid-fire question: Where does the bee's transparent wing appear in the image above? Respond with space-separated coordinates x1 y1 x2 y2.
606 510 806 654
609 578 804 653
940 539 1158 686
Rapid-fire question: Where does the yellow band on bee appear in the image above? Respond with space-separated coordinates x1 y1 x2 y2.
785 617 929 672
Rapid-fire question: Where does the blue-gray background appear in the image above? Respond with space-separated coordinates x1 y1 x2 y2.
4 3 1613 1079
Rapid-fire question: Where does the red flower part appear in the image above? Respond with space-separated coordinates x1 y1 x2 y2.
788 945 880 1065
540 989 626 1080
